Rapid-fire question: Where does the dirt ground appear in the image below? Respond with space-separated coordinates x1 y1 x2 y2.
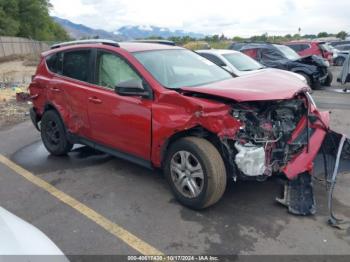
0 59 37 129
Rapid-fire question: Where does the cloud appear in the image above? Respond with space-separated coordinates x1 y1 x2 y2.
50 0 350 37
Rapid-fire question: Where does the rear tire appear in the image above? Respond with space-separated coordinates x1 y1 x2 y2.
41 110 73 156
164 137 227 209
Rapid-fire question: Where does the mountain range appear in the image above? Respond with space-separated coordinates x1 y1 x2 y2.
53 17 205 40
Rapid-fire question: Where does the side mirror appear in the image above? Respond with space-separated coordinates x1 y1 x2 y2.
115 79 150 98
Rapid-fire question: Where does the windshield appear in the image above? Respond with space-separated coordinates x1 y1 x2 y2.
274 45 300 60
222 52 264 71
133 49 232 89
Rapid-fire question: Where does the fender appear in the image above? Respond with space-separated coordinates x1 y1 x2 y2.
150 91 241 167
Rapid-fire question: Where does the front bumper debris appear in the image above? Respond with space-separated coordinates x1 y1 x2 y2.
276 172 315 215
277 130 350 225
322 131 350 227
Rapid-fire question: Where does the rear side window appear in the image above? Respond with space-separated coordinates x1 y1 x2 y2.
46 52 63 74
287 44 310 52
261 48 284 61
62 50 91 82
242 49 258 59
287 44 300 52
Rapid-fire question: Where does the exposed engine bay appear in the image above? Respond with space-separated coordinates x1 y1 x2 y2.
184 90 349 220
228 95 308 178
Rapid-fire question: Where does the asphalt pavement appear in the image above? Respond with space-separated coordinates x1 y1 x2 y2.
0 68 350 258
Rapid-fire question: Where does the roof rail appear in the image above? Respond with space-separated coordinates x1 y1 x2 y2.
50 39 120 49
130 39 176 46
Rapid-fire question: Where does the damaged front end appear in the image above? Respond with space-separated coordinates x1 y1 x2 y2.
219 91 350 217
295 55 330 85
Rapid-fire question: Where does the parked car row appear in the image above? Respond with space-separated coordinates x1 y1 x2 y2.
228 42 332 89
28 39 350 217
196 49 307 83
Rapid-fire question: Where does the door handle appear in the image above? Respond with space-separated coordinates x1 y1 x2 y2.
50 87 61 93
88 97 102 104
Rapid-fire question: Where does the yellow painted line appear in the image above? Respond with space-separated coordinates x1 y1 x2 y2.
0 154 163 256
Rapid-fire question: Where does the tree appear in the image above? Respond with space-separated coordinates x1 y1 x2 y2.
219 33 226 41
0 0 69 41
317 32 329 38
337 31 348 40
232 36 245 42
302 34 317 39
0 0 20 35
250 33 268 42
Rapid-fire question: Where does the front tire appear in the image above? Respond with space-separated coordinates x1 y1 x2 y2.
41 110 73 156
164 137 227 209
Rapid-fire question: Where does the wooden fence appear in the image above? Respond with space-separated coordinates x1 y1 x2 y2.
0 36 51 58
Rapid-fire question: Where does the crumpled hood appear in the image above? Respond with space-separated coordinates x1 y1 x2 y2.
296 55 328 67
182 70 309 102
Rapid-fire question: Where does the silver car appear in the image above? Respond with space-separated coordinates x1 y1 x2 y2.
197 49 307 83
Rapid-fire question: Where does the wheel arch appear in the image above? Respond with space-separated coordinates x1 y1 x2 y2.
43 102 66 125
160 125 229 173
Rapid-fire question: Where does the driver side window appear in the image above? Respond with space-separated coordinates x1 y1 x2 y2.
96 51 141 89
260 49 283 61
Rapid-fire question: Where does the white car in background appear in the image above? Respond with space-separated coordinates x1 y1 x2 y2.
196 49 308 83
0 207 68 261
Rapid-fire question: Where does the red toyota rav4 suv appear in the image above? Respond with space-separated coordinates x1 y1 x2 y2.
285 41 333 63
29 40 344 214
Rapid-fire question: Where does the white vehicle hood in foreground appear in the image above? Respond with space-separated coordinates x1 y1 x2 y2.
0 207 66 257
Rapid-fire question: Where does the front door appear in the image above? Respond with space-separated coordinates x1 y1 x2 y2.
86 50 152 161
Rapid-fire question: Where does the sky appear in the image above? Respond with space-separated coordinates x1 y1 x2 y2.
50 0 350 37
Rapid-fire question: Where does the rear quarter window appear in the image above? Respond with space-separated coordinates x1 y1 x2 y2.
46 52 63 74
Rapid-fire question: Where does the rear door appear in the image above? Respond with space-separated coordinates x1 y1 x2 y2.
86 49 152 161
46 49 93 137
